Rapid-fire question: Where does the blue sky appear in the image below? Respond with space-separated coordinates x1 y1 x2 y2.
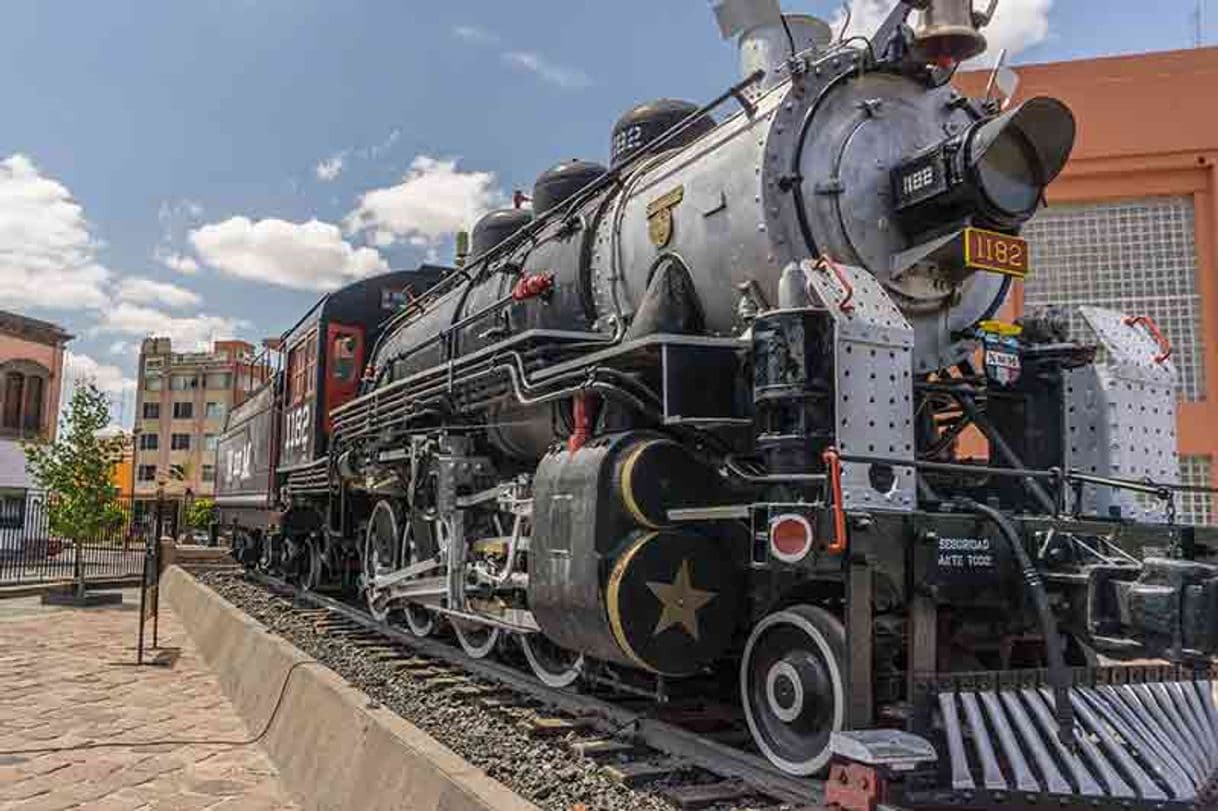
1 0 1214 426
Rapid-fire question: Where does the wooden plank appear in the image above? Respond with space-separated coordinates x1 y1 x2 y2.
518 716 590 738
424 676 469 689
661 781 752 810
569 738 637 759
601 759 682 787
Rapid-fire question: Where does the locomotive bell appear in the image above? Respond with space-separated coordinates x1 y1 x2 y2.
911 0 987 64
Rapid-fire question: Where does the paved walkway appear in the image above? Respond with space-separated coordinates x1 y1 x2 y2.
0 590 299 811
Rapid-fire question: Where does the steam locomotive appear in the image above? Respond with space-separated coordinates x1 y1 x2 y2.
217 1 1218 806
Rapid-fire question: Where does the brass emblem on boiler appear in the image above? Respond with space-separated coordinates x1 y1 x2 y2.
645 186 684 248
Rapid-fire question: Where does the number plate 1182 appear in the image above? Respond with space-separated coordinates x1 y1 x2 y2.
964 227 1030 278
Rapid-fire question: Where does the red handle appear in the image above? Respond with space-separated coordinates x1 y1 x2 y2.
816 254 856 313
822 446 848 555
1123 314 1172 364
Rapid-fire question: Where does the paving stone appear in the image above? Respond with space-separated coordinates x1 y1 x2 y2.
0 596 298 810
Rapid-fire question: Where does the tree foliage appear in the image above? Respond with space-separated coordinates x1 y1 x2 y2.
185 497 215 531
23 382 127 545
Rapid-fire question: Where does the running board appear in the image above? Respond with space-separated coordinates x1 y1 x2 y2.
832 671 1218 810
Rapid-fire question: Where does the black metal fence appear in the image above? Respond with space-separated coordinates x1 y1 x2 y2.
0 490 150 586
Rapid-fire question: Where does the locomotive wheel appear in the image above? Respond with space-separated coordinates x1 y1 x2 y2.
363 500 399 622
400 518 436 637
403 603 436 637
301 536 323 593
519 634 584 688
453 621 500 659
740 604 845 776
258 533 275 572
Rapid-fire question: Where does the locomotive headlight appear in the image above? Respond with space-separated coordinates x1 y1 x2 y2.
893 97 1076 235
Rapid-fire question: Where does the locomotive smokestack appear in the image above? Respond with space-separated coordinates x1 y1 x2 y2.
713 0 831 90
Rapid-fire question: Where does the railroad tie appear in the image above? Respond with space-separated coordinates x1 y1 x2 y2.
569 738 638 759
660 781 753 810
602 758 684 787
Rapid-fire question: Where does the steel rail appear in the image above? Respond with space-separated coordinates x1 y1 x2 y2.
244 570 822 806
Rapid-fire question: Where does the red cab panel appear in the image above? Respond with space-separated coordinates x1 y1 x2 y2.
324 322 364 434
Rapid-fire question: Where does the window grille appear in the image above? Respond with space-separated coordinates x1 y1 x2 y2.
1178 455 1214 527
1022 196 1205 401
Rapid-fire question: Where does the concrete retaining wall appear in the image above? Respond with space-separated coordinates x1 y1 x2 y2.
161 565 541 811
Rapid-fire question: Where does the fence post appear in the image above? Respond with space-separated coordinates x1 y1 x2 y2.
72 510 84 600
152 489 164 649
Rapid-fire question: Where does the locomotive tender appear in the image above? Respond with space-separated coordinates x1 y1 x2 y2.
218 1 1218 805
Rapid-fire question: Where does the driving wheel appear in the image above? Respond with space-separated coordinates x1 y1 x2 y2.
740 604 845 776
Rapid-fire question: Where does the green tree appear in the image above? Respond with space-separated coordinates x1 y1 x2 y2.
23 381 127 548
185 497 215 531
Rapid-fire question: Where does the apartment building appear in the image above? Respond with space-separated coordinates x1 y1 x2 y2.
132 337 263 508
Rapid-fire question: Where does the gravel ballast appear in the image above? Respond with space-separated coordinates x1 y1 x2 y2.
195 571 786 811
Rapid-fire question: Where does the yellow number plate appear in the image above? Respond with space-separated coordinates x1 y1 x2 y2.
964 227 1030 279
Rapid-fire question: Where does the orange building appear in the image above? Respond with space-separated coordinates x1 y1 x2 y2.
959 47 1218 526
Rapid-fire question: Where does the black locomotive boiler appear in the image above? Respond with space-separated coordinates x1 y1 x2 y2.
217 1 1218 805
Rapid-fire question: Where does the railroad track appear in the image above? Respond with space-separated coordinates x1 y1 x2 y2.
241 570 825 810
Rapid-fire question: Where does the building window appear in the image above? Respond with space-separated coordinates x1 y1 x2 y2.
1023 196 1205 401
204 433 218 451
205 402 225 420
22 376 43 432
138 433 159 450
1180 456 1214 527
206 372 232 390
3 372 24 430
1 371 45 434
170 374 199 391
137 464 157 482
171 433 191 451
142 402 160 420
202 465 216 482
146 375 163 392
173 402 193 420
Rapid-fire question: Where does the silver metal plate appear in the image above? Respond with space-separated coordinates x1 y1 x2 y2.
1065 306 1179 522
805 260 915 511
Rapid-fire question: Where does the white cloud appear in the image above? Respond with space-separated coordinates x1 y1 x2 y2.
96 302 246 350
0 154 111 311
836 0 1051 61
502 51 591 88
62 351 139 429
157 198 204 226
108 341 131 355
975 0 1052 59
453 25 499 44
190 216 388 291
345 155 504 248
155 248 200 275
63 350 136 398
115 276 201 309
315 153 346 181
454 25 589 89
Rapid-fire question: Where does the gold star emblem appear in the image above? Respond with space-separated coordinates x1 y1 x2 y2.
646 560 717 641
